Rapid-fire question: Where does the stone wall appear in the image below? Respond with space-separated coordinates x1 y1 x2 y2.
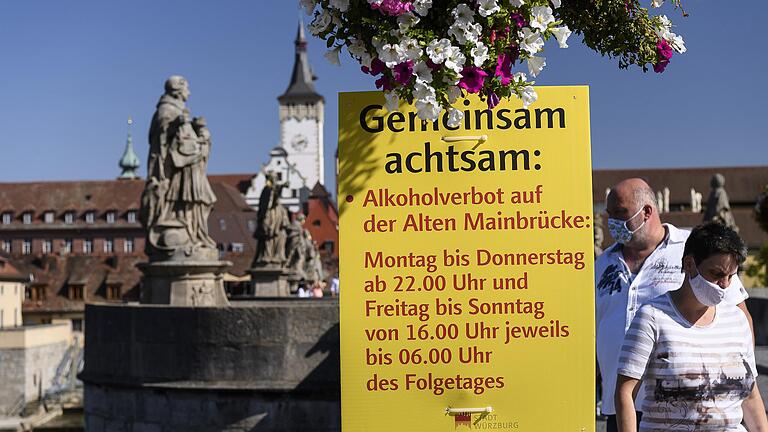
81 299 340 431
0 328 69 415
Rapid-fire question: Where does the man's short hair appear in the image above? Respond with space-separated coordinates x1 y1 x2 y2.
683 222 747 265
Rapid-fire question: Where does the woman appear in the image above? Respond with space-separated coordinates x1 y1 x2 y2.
615 222 768 431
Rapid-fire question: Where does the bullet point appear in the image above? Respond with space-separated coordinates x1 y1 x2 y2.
345 195 354 203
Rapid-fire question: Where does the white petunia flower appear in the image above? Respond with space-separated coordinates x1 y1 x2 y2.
655 15 672 39
347 39 368 58
520 86 537 108
530 6 555 32
399 37 422 61
551 0 561 8
477 0 500 17
384 92 400 111
448 24 469 45
367 0 383 5
414 81 437 100
509 0 524 6
670 33 686 53
415 97 442 121
447 85 462 103
519 28 545 55
527 55 546 77
446 108 464 128
514 71 528 82
471 42 489 67
324 47 341 65
378 43 404 67
413 61 433 83
413 0 432 16
551 26 572 48
371 36 386 51
651 0 664 7
444 47 466 73
329 0 349 12
452 4 475 25
398 12 420 32
426 38 452 64
464 22 482 44
299 0 317 15
308 10 332 36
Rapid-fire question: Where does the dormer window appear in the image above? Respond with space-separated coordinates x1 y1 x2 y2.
126 211 137 223
106 211 116 224
22 212 32 224
68 285 84 300
64 212 74 224
1 213 12 225
44 212 54 224
85 211 95 224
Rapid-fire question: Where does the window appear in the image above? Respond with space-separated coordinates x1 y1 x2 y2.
42 239 52 254
323 240 335 254
26 286 45 302
104 238 114 253
313 220 322 227
124 238 134 253
292 189 298 198
106 285 121 300
22 212 32 224
68 285 84 301
106 211 116 224
63 239 73 254
247 220 256 232
1 240 10 253
72 318 83 331
22 239 32 255
126 211 137 223
85 211 95 224
2 213 12 224
219 219 226 231
44 212 54 223
64 212 74 224
83 239 93 254
231 243 244 253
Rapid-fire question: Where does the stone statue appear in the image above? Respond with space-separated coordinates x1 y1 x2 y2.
703 173 738 232
285 215 307 278
141 76 217 262
254 173 290 266
303 229 324 283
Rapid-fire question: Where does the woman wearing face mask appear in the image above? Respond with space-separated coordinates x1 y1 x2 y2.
614 222 768 432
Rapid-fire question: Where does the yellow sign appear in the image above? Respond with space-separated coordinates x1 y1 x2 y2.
339 87 594 432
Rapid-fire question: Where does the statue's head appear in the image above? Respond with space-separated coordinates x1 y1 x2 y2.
164 75 190 101
710 173 725 189
193 116 207 128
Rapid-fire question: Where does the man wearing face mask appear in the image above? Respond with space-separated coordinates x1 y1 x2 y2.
595 178 751 432
614 222 766 431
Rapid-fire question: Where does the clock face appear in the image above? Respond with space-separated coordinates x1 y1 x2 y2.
291 135 308 152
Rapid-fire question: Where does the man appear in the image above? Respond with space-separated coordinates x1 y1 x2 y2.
595 178 751 432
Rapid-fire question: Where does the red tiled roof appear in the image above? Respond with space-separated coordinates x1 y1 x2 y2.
593 166 768 206
0 254 27 281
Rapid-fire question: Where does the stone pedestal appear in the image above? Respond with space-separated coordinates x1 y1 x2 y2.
139 260 232 306
248 267 292 297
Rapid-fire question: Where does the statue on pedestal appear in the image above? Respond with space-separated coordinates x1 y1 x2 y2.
141 75 217 262
254 173 291 267
138 76 230 306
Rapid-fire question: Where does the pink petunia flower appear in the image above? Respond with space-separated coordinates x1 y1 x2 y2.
393 60 414 85
375 75 394 91
458 67 488 93
495 53 514 85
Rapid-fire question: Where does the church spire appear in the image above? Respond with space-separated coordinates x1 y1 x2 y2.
118 116 140 179
278 18 324 105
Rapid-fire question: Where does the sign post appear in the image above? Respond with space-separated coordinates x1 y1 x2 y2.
339 87 595 431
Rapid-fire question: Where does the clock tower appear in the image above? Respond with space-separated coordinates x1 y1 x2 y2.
278 19 324 189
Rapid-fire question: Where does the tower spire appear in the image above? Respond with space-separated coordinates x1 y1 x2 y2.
118 116 140 179
278 18 324 105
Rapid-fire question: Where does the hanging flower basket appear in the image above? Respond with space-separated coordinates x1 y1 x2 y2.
302 0 687 124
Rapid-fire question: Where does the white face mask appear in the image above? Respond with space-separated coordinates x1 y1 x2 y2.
689 270 729 307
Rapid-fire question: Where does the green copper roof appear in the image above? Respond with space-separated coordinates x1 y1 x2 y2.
118 117 140 179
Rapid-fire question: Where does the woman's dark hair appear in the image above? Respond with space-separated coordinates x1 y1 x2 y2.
683 222 747 265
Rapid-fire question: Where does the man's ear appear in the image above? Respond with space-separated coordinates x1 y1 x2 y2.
682 255 695 275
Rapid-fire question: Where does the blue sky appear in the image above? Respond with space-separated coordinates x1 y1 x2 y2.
0 1 766 194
